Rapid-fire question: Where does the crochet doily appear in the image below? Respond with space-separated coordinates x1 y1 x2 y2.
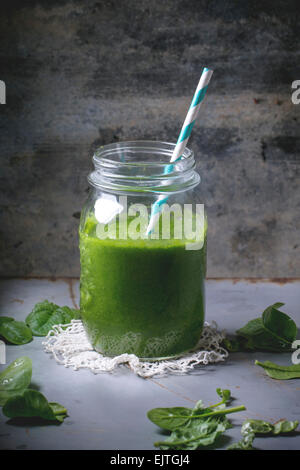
43 320 228 378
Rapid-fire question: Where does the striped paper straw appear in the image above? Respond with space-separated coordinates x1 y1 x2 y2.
146 67 214 235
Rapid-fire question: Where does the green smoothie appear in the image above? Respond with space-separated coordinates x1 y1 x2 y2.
79 214 207 359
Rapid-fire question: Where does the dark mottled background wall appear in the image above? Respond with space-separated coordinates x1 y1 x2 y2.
0 0 299 278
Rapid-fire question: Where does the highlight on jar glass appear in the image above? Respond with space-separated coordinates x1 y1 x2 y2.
79 68 213 360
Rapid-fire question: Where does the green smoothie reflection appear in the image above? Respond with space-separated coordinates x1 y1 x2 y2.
79 212 207 359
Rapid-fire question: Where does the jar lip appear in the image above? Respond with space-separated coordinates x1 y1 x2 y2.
93 140 194 168
89 140 200 194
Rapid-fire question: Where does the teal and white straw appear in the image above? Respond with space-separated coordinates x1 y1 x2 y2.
146 67 214 235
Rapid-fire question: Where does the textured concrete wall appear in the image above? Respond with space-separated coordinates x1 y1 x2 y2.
0 0 299 278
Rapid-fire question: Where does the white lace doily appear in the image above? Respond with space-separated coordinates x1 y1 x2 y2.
42 320 228 378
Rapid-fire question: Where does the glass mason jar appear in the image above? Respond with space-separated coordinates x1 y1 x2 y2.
79 141 207 360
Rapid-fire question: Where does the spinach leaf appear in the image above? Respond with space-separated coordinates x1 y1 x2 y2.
0 357 32 406
236 318 279 351
262 303 297 345
47 402 69 423
237 318 265 340
255 360 300 380
0 317 32 345
221 337 243 352
241 419 274 435
227 432 255 450
147 407 193 431
156 418 229 450
26 300 80 336
148 403 245 432
2 389 68 423
0 317 14 324
273 420 299 434
225 303 297 352
216 388 231 405
148 389 246 449
192 400 204 412
227 418 298 449
242 418 298 436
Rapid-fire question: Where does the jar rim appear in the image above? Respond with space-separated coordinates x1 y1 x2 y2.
89 140 200 194
93 140 194 168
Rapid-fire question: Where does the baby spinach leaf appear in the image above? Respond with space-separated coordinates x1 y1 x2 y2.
193 400 204 412
273 420 299 434
148 402 245 432
0 317 14 324
241 419 274 435
2 389 68 423
216 388 231 405
156 418 229 450
242 418 298 436
0 318 33 345
221 336 244 352
236 319 289 352
237 318 265 339
262 303 297 345
26 300 80 336
228 418 298 449
48 402 68 423
147 407 193 431
227 432 255 450
226 303 297 353
0 356 32 406
255 360 300 380
148 389 246 449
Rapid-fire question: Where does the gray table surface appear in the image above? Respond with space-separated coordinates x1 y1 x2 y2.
0 278 299 450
